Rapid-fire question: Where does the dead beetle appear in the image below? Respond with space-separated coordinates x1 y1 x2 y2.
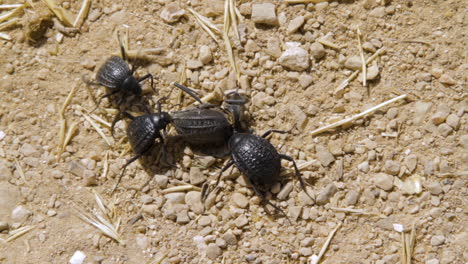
209 129 312 222
111 98 171 192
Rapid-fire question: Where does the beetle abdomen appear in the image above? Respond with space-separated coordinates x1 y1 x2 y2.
96 56 131 89
172 109 232 145
127 115 159 154
231 134 281 188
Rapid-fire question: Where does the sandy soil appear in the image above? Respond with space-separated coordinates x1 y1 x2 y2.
0 0 466 263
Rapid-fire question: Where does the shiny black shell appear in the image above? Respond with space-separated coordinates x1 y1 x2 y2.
229 133 281 189
127 114 161 154
96 56 131 89
171 108 232 145
96 56 141 94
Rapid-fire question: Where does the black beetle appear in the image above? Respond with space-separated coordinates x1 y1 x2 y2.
111 98 172 192
171 82 247 151
208 129 312 221
85 41 154 109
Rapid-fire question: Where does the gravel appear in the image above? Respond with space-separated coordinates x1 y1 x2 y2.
430 235 446 246
316 183 338 205
206 243 222 260
185 191 204 214
11 205 32 222
279 43 310 71
252 3 277 26
232 192 249 209
315 144 335 167
310 42 326 60
374 173 394 191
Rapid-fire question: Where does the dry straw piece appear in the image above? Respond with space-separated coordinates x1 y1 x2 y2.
310 222 342 264
42 0 74 26
72 0 91 28
334 47 385 96
188 7 220 43
356 27 367 87
223 0 241 83
311 94 407 136
6 225 35 242
14 158 27 184
76 191 124 245
0 4 25 23
160 185 202 194
284 0 329 3
57 84 79 160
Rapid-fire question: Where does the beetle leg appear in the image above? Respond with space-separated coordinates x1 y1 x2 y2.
111 152 143 193
251 184 292 224
202 159 235 201
172 82 204 104
158 135 176 168
260 129 289 138
110 111 122 138
138 73 155 93
280 154 314 201
121 111 136 120
92 89 121 112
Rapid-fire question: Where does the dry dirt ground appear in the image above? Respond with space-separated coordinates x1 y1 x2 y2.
0 0 467 263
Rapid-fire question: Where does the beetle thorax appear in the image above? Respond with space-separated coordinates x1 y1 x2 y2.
122 76 141 95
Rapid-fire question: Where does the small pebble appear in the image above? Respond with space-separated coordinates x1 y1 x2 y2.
404 154 418 173
69 251 86 264
176 209 190 224
160 3 185 23
384 160 400 176
190 167 206 185
199 45 212 65
277 182 294 200
185 191 204 214
287 16 304 34
198 215 212 226
234 214 249 228
299 73 314 88
366 64 380 80
0 221 9 232
315 144 335 167
426 259 440 264
299 247 313 256
374 173 394 191
316 183 337 205
279 43 310 71
344 56 362 70
251 3 277 26
232 193 249 208
310 42 326 60
344 190 359 206
358 161 370 173
439 74 456 85
206 243 222 260
430 235 446 246
431 68 443 78
11 205 32 222
186 59 203 70
164 192 186 204
300 237 314 247
426 181 443 195
445 114 460 129
5 63 14 74
438 123 453 137
222 230 237 245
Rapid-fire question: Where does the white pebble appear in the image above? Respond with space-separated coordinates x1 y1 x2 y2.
69 251 86 264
